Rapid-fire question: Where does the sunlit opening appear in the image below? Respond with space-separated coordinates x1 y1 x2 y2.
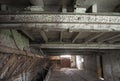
76 56 84 70
81 58 84 63
60 55 71 58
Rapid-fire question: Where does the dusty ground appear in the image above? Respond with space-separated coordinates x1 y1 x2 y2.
48 68 99 81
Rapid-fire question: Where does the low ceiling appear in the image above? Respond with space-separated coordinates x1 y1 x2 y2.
21 29 120 55
26 30 120 44
0 0 120 55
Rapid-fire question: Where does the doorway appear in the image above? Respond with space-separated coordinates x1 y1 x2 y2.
60 55 71 68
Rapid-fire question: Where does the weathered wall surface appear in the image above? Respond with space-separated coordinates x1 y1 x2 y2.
97 0 120 12
0 29 29 50
71 56 76 68
84 55 97 76
102 51 120 81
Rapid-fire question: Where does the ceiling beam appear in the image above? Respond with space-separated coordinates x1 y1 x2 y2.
21 30 34 41
85 33 105 43
42 49 98 52
72 32 81 43
44 52 97 55
1 23 120 32
109 37 120 43
40 31 48 43
0 13 120 32
0 45 43 58
100 34 120 42
31 43 120 49
0 13 119 24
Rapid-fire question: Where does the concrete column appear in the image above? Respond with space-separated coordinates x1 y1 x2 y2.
92 3 97 13
62 5 67 13
97 55 104 80
71 56 76 68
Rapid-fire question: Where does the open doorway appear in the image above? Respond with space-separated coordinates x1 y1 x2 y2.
60 55 84 69
60 55 71 68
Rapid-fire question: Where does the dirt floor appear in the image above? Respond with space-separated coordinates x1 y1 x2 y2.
48 68 98 81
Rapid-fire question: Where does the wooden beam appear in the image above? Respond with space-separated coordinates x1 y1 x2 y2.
109 37 120 43
0 55 16 76
101 34 120 42
4 56 18 80
40 30 48 43
85 33 105 43
44 52 103 55
21 30 34 40
31 43 120 49
72 32 81 43
0 45 43 58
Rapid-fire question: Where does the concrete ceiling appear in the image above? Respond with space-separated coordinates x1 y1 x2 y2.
0 0 120 55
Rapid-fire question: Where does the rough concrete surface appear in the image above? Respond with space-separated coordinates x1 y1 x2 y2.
49 68 98 81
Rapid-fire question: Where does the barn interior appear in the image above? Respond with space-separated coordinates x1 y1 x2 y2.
0 0 120 81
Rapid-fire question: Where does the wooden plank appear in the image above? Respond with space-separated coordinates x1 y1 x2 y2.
3 55 18 80
0 45 43 58
0 55 16 76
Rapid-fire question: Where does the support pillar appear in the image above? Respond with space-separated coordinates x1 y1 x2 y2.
92 3 97 13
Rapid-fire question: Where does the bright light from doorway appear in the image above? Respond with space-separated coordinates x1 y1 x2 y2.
76 56 84 70
60 55 71 58
81 58 84 63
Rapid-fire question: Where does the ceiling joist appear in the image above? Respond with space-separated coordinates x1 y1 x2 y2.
72 32 81 43
21 30 34 41
31 43 120 49
85 32 105 43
